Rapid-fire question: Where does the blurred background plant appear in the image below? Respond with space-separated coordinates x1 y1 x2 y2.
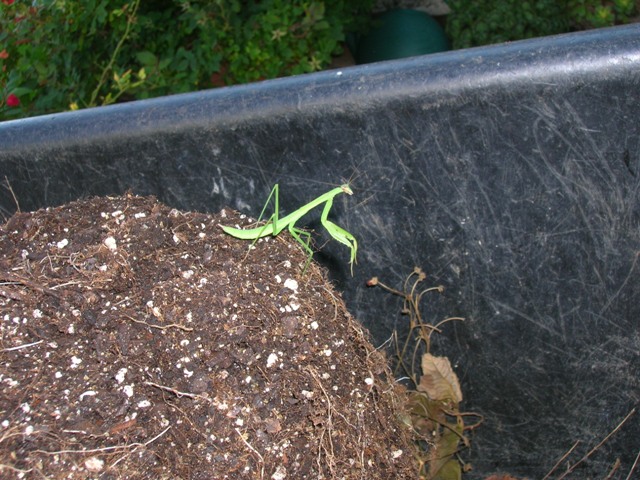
0 0 374 119
446 0 637 49
1 0 638 119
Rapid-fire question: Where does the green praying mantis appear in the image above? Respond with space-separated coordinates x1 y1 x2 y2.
220 184 357 274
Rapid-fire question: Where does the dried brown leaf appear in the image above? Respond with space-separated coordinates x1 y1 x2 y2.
418 353 463 403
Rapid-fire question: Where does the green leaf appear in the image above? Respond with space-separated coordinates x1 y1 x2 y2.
158 58 173 70
9 86 34 97
432 459 462 480
136 51 158 66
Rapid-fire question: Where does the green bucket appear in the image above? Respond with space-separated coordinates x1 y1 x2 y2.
353 9 450 64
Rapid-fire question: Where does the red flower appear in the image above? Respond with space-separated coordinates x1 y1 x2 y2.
2 0 16 6
6 93 20 107
0 49 8 59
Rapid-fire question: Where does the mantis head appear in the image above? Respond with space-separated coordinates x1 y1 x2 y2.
340 184 353 195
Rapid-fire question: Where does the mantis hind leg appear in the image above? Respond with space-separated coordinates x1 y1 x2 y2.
241 184 281 261
255 184 279 226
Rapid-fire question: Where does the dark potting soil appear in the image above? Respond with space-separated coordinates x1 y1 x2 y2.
0 193 415 479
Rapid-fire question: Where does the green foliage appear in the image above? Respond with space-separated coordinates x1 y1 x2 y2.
0 0 374 119
446 0 638 49
569 0 637 29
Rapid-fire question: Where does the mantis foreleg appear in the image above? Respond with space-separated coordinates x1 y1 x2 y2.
320 196 358 275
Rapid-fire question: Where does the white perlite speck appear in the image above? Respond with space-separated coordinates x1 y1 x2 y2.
391 449 403 459
182 269 194 279
271 465 287 479
79 390 97 401
103 236 117 251
283 278 298 292
266 352 279 368
115 368 127 384
85 456 105 472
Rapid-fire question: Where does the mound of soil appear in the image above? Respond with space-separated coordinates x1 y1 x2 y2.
0 194 415 479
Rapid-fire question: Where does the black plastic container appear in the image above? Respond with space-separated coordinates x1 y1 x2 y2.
2 25 639 478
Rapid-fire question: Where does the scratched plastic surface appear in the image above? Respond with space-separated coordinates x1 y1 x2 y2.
2 25 639 478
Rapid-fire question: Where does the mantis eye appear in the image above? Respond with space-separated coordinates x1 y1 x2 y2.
341 185 353 195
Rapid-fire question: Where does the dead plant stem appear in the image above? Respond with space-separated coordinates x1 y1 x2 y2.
34 426 170 456
542 440 580 480
3 176 20 213
234 428 264 480
624 449 640 480
555 407 636 480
